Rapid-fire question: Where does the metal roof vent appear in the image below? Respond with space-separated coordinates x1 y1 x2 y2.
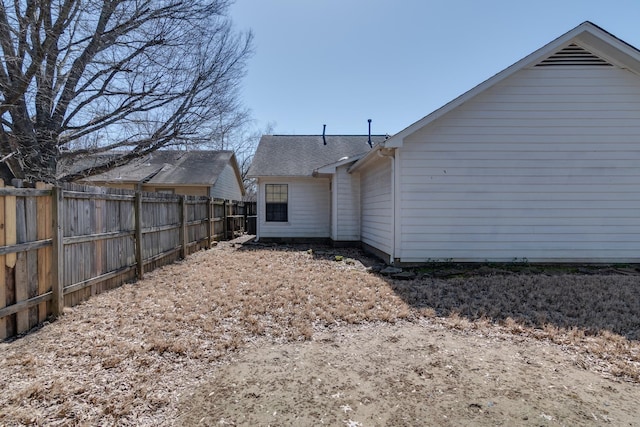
536 43 612 67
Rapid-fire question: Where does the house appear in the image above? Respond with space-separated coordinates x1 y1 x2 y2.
247 135 387 243
249 21 640 264
75 150 245 200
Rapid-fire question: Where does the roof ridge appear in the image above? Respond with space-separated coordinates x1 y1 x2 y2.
379 21 640 149
581 21 640 55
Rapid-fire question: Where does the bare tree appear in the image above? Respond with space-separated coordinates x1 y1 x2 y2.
195 119 272 199
0 0 252 183
215 121 272 178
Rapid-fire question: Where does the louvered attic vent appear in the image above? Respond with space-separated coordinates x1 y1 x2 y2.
536 43 612 67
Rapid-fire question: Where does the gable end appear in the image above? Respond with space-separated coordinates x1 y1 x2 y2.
536 43 612 67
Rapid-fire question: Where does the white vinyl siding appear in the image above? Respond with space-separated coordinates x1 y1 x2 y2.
211 163 243 201
360 156 393 259
399 65 640 262
334 165 361 241
258 177 330 238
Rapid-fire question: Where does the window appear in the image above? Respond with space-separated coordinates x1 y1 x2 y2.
265 184 288 222
154 188 175 194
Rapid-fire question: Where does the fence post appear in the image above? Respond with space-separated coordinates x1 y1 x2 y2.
206 197 213 249
242 202 247 233
229 201 235 238
51 186 65 317
223 200 228 241
180 195 187 258
134 191 143 279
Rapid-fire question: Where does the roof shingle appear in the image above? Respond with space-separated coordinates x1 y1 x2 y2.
75 150 235 185
247 135 386 177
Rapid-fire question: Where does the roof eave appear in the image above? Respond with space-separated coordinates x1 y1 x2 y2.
228 152 246 196
313 153 367 175
349 145 392 173
143 182 212 187
247 173 316 179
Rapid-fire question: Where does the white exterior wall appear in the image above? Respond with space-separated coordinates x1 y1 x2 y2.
360 155 393 260
258 177 330 239
211 163 243 201
398 65 640 262
334 165 361 241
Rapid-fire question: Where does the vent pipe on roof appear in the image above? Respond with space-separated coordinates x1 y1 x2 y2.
322 124 326 145
367 119 372 147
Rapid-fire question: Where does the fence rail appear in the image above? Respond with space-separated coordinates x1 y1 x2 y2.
0 181 255 341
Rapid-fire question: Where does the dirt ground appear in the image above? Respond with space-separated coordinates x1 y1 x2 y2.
1 241 639 426
177 321 639 427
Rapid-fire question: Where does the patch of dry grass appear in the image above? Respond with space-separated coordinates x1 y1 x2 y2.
391 273 640 340
109 244 410 356
0 242 639 425
389 267 640 382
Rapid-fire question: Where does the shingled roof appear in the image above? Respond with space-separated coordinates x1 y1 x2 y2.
247 135 387 177
76 150 239 186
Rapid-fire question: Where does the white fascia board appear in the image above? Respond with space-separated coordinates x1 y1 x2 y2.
576 31 640 75
227 153 246 196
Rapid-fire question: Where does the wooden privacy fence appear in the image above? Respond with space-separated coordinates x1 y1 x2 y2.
0 181 252 341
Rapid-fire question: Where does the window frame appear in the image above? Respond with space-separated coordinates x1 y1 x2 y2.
265 183 288 222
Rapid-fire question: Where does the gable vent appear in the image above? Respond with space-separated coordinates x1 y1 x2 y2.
536 43 612 67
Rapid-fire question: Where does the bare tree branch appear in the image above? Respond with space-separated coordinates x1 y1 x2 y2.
0 0 252 183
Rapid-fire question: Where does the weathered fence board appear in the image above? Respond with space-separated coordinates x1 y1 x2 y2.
0 181 252 341
15 237 28 333
25 194 38 328
4 186 17 337
52 186 63 317
36 182 51 323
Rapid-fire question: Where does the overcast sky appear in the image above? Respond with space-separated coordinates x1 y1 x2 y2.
231 0 640 136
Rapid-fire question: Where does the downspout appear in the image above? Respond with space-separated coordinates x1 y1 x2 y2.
377 147 396 265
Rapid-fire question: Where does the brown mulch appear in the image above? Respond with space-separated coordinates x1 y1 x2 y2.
1 241 639 425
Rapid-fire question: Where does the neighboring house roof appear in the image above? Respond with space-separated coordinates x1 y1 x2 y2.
146 151 236 186
352 21 640 170
66 152 161 182
248 135 387 177
71 150 242 189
